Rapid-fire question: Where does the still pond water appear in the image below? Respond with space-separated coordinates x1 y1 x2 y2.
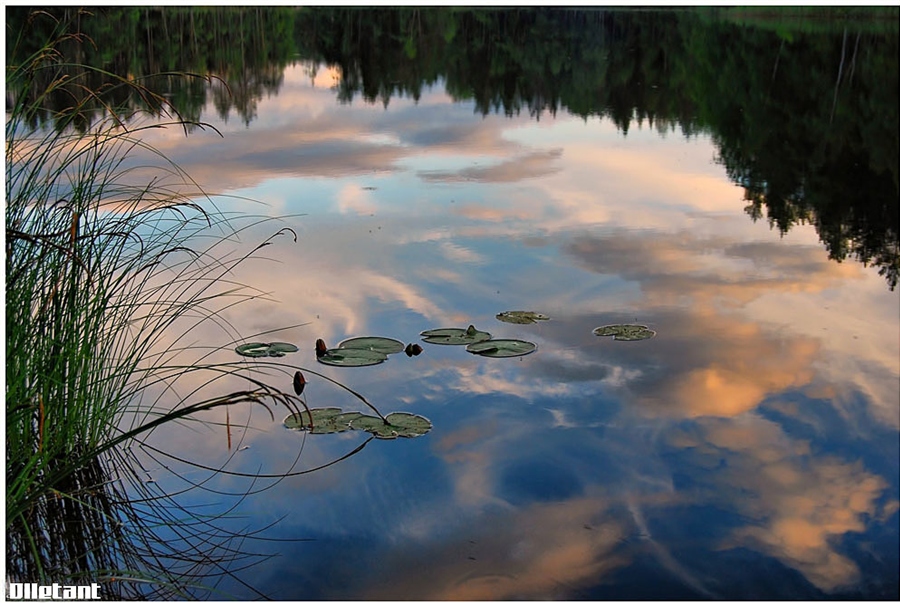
24 8 900 600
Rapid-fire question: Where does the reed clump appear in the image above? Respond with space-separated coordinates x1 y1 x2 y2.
6 11 302 596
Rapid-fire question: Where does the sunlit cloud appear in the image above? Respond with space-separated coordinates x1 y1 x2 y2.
452 203 544 223
361 494 632 600
439 241 485 264
670 416 896 592
336 184 379 215
564 229 863 309
419 148 564 183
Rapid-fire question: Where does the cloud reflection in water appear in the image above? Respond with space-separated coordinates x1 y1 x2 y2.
131 62 897 599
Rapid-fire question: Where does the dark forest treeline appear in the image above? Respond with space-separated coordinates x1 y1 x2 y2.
6 6 898 288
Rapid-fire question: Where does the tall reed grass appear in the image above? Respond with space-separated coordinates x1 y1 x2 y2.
6 11 307 596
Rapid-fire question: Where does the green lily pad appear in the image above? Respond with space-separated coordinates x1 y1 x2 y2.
284 407 345 433
383 412 433 438
235 342 270 357
349 412 433 439
285 409 432 439
337 336 405 355
496 310 550 324
236 341 298 358
348 414 399 439
593 324 656 341
466 339 537 358
284 409 371 434
317 347 389 367
420 325 492 346
267 342 299 355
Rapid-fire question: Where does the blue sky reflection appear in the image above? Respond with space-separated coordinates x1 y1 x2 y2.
133 63 899 599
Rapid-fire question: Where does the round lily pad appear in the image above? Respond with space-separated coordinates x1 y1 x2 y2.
337 336 405 355
466 339 537 358
420 325 492 346
285 410 371 434
267 342 299 356
235 342 271 357
496 310 550 325
593 324 656 341
383 412 433 438
284 407 346 433
348 414 399 439
236 341 298 357
317 347 389 367
349 413 433 439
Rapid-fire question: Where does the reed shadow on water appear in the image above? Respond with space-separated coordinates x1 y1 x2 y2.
5 9 365 598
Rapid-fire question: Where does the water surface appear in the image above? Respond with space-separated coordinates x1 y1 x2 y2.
13 8 898 600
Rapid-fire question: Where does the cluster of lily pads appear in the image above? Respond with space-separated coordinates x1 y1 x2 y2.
240 314 654 445
420 323 537 358
286 370 431 439
235 339 433 439
315 336 423 367
283 407 432 439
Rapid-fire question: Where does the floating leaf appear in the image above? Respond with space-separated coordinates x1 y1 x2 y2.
268 342 299 356
383 412 432 438
236 342 270 357
592 324 656 341
284 409 370 434
496 310 550 325
338 336 405 355
317 347 389 367
285 409 432 439
466 339 537 358
236 341 298 358
348 414 398 439
283 407 342 432
335 411 367 424
348 412 433 439
405 343 424 357
292 371 306 396
420 325 492 346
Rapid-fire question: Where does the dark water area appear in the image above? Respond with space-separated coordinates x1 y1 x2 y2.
6 7 899 600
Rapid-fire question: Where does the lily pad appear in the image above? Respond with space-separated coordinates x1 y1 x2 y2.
349 412 433 439
284 407 344 432
317 347 389 367
593 324 656 341
383 412 433 438
337 336 405 355
284 409 370 434
285 408 432 439
420 325 492 346
236 341 299 358
466 339 537 358
348 414 399 439
496 310 550 325
236 342 270 357
268 342 299 355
